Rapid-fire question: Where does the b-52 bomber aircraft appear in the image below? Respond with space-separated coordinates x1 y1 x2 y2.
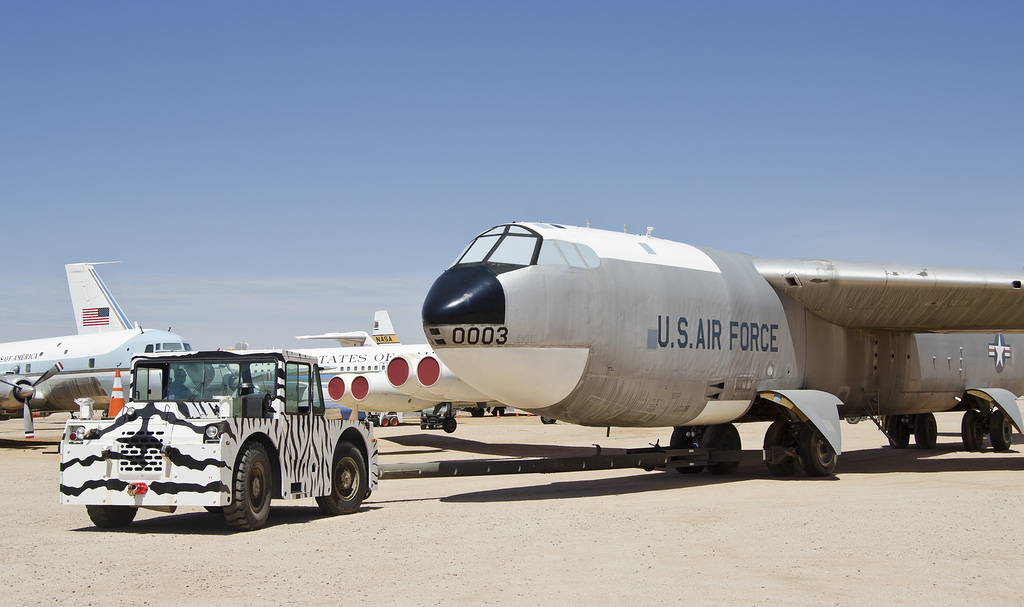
421 222 1024 477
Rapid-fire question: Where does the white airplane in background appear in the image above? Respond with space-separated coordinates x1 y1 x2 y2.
0 262 192 438
296 310 502 432
423 222 1024 476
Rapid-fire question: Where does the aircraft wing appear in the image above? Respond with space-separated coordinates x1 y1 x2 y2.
753 258 1024 332
295 331 374 347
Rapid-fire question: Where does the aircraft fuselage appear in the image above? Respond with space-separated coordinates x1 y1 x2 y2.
422 223 1024 428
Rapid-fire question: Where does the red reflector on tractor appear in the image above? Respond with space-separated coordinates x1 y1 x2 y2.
127 482 149 497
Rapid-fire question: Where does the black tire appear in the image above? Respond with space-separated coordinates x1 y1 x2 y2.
798 425 837 477
442 416 458 433
962 409 986 452
471 408 485 417
540 417 557 425
913 413 938 450
703 424 741 475
990 411 1013 452
224 441 272 531
316 441 368 515
763 419 797 477
885 415 910 449
670 426 704 474
86 505 137 528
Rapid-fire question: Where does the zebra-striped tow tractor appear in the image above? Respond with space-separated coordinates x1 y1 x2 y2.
59 349 379 531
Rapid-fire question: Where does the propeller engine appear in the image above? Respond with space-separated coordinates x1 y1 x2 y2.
0 363 62 438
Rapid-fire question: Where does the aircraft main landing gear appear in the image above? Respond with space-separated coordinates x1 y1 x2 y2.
669 423 742 475
763 420 837 477
884 413 938 450
960 409 1013 452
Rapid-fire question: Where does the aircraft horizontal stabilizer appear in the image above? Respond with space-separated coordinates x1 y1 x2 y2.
295 331 374 347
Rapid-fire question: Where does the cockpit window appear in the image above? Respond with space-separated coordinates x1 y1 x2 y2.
459 234 502 264
454 225 600 272
489 233 538 265
536 239 601 269
454 225 598 272
576 243 600 267
536 240 564 265
454 225 542 271
557 241 587 268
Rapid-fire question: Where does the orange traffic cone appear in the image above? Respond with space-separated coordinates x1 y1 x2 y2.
108 370 125 417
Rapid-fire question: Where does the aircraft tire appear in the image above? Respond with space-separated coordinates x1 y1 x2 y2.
316 441 367 516
703 424 741 475
989 411 1012 452
224 441 272 531
669 426 704 474
471 408 485 418
443 416 458 433
961 410 986 452
86 504 137 528
763 420 797 477
540 417 557 424
798 425 837 477
885 415 910 449
913 413 938 449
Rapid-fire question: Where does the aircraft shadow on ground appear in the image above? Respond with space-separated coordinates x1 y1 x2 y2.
439 470 767 503
386 432 1024 503
440 443 1024 503
71 504 384 535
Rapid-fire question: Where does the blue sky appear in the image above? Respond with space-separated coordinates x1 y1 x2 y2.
2 3 1022 349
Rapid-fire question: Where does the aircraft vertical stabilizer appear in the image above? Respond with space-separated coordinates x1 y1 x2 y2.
65 262 132 334
372 310 400 344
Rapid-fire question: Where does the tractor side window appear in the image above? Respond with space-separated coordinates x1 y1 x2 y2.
285 362 311 415
133 366 165 401
246 361 276 395
311 367 325 416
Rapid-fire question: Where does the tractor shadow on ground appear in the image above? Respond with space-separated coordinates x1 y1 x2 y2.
71 504 384 535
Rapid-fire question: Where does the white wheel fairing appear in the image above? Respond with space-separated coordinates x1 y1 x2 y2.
434 347 590 411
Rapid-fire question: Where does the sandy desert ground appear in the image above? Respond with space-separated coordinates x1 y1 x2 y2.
2 411 1022 606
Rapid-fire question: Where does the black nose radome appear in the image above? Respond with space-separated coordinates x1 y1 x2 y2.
422 265 506 325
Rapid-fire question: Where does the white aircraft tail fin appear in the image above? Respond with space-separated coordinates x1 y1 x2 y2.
372 310 400 344
65 262 132 334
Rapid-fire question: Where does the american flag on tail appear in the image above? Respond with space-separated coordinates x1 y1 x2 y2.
82 307 110 327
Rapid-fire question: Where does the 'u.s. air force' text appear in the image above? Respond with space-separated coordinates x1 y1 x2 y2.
648 316 779 352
